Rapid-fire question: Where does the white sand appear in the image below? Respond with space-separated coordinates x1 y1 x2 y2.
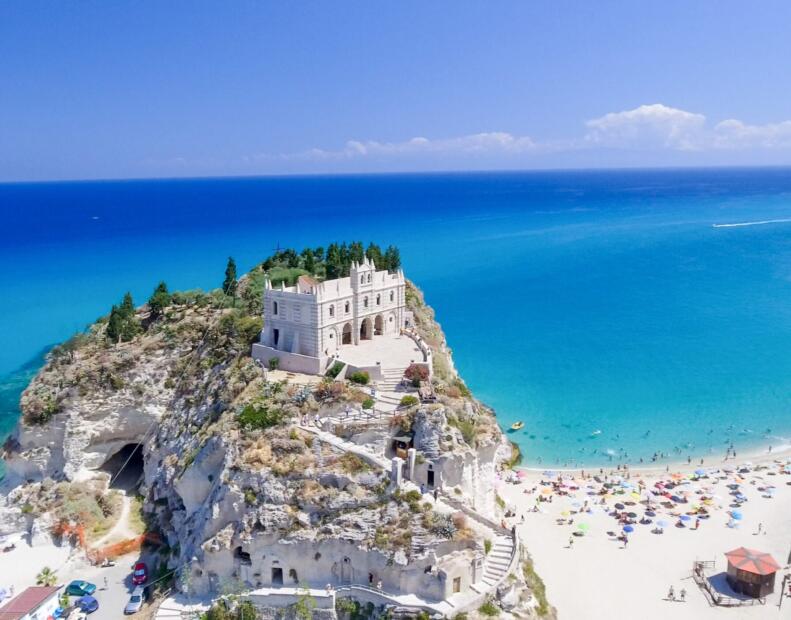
0 532 71 596
498 456 791 619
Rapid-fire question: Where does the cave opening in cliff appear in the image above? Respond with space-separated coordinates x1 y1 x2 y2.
100 443 144 491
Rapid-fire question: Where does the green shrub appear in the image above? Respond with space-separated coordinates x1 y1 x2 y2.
403 489 422 503
399 395 419 407
238 403 283 430
362 398 375 409
348 371 370 385
339 453 369 474
523 557 550 616
325 361 345 379
484 539 492 555
452 378 471 397
268 357 280 371
478 600 500 617
244 488 257 505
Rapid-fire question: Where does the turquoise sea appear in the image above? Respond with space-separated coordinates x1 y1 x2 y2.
2 169 791 468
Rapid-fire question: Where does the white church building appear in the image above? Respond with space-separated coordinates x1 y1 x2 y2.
252 258 409 375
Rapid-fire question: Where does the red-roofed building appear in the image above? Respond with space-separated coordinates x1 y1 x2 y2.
0 586 60 620
725 547 781 598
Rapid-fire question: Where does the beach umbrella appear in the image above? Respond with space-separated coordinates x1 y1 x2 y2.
623 525 635 533
679 514 691 522
577 523 589 532
656 520 669 528
731 511 743 520
517 470 528 479
645 510 656 517
614 502 625 510
543 470 557 478
627 512 638 518
561 511 570 517
694 468 706 476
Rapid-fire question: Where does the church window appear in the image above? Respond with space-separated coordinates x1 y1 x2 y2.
360 275 365 284
329 304 334 317
390 291 394 302
367 273 371 283
345 301 350 314
376 294 381 305
364 296 369 308
273 301 279 315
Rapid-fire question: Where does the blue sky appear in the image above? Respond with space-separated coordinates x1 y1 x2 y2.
2 1 791 181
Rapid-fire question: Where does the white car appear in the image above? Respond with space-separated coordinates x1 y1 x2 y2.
124 586 147 614
65 610 87 620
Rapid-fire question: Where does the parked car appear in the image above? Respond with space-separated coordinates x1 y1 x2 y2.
76 595 99 614
63 609 87 620
66 581 97 597
123 586 147 614
131 562 148 586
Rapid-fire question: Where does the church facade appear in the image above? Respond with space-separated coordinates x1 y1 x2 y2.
252 258 407 374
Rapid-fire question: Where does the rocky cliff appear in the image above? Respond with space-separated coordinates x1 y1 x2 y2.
0 252 542 616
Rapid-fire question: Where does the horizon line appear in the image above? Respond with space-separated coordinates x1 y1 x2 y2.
3 163 791 186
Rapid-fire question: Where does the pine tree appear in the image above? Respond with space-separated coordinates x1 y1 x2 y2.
365 242 383 269
349 241 364 264
106 305 122 343
119 292 135 319
325 243 342 279
223 257 238 296
301 248 316 274
148 281 171 318
384 245 401 271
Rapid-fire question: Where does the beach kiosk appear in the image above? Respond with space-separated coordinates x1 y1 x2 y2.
725 547 780 598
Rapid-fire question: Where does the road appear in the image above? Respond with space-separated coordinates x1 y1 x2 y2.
60 550 158 619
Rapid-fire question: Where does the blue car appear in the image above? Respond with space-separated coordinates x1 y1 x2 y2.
66 581 97 597
77 596 99 614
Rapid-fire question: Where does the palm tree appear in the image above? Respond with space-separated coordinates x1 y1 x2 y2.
36 566 57 587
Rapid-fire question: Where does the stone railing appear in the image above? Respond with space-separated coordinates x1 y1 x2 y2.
401 328 433 368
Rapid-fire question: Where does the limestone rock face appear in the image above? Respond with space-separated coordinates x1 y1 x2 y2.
413 407 445 458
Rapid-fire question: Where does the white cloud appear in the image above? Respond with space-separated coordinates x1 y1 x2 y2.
268 104 791 168
284 131 537 161
712 118 791 149
585 103 707 150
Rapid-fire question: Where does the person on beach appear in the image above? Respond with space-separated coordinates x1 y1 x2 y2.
668 586 675 601
680 588 686 602
568 536 574 548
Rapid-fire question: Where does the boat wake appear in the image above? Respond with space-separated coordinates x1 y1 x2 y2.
712 218 791 228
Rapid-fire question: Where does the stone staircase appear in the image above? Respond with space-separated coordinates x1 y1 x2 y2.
378 367 407 391
476 535 515 591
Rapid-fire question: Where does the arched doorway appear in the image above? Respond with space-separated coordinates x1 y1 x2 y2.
374 314 384 336
342 323 352 345
325 329 338 356
360 318 372 341
341 557 353 583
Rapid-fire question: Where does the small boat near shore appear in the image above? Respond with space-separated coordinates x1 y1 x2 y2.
510 421 525 431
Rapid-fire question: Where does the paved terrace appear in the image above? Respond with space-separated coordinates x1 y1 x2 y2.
335 334 425 369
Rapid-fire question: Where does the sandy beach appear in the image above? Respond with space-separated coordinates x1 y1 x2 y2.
499 454 791 619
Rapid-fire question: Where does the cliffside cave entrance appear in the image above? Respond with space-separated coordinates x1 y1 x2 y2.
100 443 144 491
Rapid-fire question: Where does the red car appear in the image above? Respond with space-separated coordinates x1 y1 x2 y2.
132 562 148 586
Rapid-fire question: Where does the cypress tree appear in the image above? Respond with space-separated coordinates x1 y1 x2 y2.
223 257 238 296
